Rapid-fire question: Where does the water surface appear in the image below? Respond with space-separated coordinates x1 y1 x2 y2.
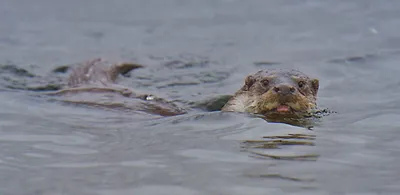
1 0 400 194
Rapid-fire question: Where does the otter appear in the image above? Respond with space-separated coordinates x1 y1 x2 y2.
47 58 186 117
221 69 319 117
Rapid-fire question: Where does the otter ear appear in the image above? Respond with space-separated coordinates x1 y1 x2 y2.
242 75 255 91
311 79 319 96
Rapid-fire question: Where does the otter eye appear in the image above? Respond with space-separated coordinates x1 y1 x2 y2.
261 79 269 87
298 81 305 88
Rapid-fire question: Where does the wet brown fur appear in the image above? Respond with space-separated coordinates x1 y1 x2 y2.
67 58 143 88
48 58 186 116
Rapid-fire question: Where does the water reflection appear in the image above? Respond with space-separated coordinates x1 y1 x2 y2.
242 133 318 161
260 107 335 129
244 173 316 182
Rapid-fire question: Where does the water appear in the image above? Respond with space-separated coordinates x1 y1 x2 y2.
1 0 400 194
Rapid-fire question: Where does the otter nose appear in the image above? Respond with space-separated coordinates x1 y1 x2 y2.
273 85 296 95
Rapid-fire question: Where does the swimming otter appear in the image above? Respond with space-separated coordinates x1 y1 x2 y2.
221 69 319 117
47 58 186 116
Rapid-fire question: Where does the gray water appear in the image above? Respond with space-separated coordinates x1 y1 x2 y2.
1 0 400 194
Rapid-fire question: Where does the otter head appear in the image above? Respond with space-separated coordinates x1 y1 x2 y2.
222 69 319 116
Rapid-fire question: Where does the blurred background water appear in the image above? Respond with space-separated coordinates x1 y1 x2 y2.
1 0 400 194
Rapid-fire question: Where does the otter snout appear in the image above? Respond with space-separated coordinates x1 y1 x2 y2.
272 84 296 96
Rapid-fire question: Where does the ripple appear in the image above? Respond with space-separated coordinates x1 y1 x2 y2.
32 144 97 155
328 54 376 64
23 152 52 158
0 64 35 77
178 149 261 163
96 185 202 195
223 186 286 195
46 159 166 168
221 121 310 141
162 59 210 69
351 113 400 127
0 134 91 145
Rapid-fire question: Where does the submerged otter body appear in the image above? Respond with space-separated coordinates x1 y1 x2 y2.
48 58 186 117
221 69 319 117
